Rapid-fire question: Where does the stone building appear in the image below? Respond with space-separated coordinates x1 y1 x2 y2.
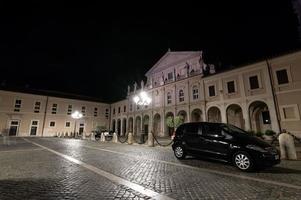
0 89 110 137
111 50 301 138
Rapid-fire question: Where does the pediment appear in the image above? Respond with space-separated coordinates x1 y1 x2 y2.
145 51 202 76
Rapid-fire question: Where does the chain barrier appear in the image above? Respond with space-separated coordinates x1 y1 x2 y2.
117 132 129 143
151 131 173 147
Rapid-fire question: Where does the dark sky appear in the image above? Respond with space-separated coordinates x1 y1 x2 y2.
0 1 300 102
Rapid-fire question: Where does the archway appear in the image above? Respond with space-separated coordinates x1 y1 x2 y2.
226 104 244 129
128 117 133 133
153 113 161 137
207 106 221 123
177 110 187 122
191 108 202 122
135 116 142 136
249 101 271 133
143 115 150 134
112 119 116 132
122 118 127 136
117 119 121 136
165 112 174 136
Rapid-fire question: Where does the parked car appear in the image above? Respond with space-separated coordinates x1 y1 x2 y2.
93 130 113 141
172 122 280 171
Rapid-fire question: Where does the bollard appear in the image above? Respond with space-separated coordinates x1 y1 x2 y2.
128 132 133 145
279 131 297 160
100 132 105 142
91 132 96 141
148 131 154 147
82 132 86 140
112 132 118 143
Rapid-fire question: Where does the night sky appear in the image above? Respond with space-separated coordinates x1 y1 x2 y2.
0 1 300 102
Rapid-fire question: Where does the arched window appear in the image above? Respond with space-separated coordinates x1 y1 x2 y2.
192 86 199 100
179 89 184 102
167 92 172 104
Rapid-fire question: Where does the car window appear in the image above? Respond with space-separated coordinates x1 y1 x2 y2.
184 124 199 135
203 124 222 137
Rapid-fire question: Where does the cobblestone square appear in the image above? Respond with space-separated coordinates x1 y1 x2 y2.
1 137 301 200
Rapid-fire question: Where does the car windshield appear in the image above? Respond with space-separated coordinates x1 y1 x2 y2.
221 124 249 136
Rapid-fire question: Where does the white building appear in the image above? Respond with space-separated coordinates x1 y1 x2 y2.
0 89 110 137
111 50 301 138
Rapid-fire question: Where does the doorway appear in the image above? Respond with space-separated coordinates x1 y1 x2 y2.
79 123 84 135
30 120 39 136
9 120 20 136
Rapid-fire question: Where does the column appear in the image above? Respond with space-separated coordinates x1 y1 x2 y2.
242 102 251 131
120 119 124 136
221 105 227 123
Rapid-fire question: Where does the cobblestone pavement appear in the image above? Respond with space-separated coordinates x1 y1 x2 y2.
1 137 301 199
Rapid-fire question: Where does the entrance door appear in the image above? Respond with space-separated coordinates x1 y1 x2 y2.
9 120 19 136
30 120 39 136
144 125 148 134
79 123 84 135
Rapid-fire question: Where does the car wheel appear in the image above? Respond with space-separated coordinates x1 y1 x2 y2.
174 145 186 159
233 152 254 172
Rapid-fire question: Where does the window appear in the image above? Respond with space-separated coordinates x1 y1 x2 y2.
262 111 271 124
184 124 199 135
283 107 295 119
123 106 126 112
276 69 289 85
203 124 222 136
179 90 184 102
227 81 235 94
130 104 133 112
51 104 57 114
82 106 86 116
118 107 120 113
14 99 22 112
113 108 115 115
49 121 56 127
167 92 172 104
34 101 41 113
65 121 71 127
67 105 72 115
105 108 109 119
209 85 215 97
30 120 39 136
94 107 98 117
249 76 259 90
168 72 173 80
192 86 199 100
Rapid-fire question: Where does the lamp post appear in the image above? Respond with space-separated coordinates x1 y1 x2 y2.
71 111 83 138
133 91 152 144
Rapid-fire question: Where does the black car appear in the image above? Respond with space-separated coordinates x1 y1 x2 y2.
172 122 280 171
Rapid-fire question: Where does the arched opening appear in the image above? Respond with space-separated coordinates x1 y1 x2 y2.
249 101 271 133
117 119 121 136
177 110 188 122
207 106 221 123
134 116 142 136
226 104 244 129
165 112 174 136
128 117 133 133
143 115 150 134
191 108 202 122
112 119 116 132
153 113 161 137
122 118 127 136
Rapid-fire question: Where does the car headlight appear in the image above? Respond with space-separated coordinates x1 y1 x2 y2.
246 145 268 153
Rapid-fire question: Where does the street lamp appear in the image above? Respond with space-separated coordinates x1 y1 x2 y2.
133 91 152 143
133 91 152 106
71 111 83 138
